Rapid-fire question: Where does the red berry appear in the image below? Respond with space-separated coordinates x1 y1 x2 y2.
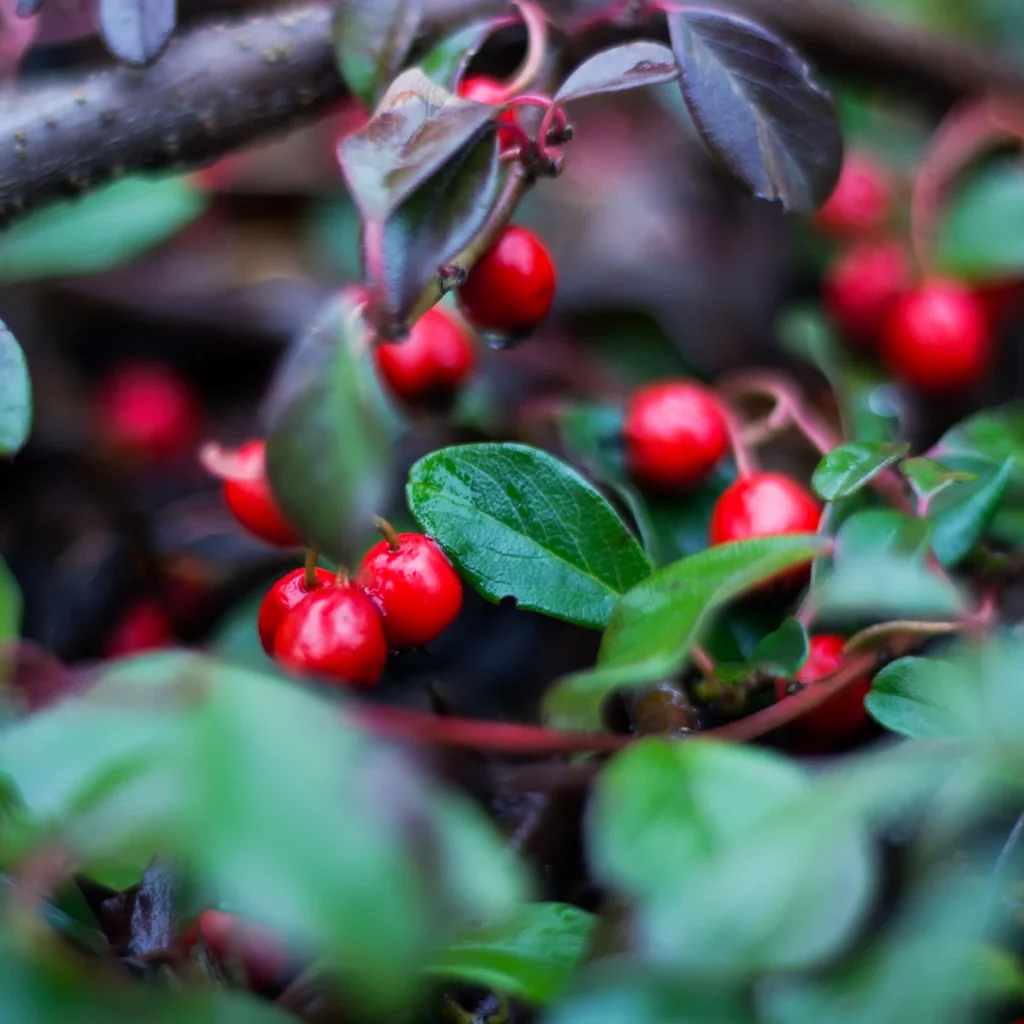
104 600 174 658
823 239 911 346
814 152 891 239
709 473 821 546
356 533 462 649
222 440 303 548
880 280 991 392
257 567 334 655
789 635 871 739
186 910 291 990
273 585 387 688
97 362 201 462
458 75 518 147
623 380 729 491
458 226 556 335
375 307 477 405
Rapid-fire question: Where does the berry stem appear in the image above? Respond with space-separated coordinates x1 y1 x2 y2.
718 399 758 477
372 515 402 552
335 566 349 586
691 644 715 679
303 545 320 590
842 619 962 654
500 1 548 101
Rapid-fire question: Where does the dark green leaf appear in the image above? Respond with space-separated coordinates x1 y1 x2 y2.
934 163 1024 281
543 535 822 731
407 443 652 630
333 0 422 110
422 903 596 1004
865 657 974 739
813 556 965 620
374 131 501 329
749 617 809 676
778 306 900 444
590 740 873 974
0 177 206 283
812 442 909 501
834 510 932 564
98 0 175 65
264 294 394 565
338 69 496 221
929 457 1014 567
421 19 507 90
0 320 31 455
667 11 841 213
554 42 679 104
935 402 1024 472
901 457 977 506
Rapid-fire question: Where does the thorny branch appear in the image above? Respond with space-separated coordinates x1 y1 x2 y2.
1 0 1023 225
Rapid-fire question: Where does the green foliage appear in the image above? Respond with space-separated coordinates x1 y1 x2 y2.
928 457 1013 566
0 177 206 283
0 556 21 644
421 19 507 90
812 441 908 501
0 321 31 456
407 443 652 629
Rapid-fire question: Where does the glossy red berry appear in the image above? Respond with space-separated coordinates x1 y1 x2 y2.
375 307 477 405
257 567 334 655
779 635 871 739
97 362 201 461
623 381 729 491
222 440 303 548
709 473 821 547
458 75 518 147
823 239 910 346
814 152 891 239
273 585 387 688
356 532 462 648
458 226 556 334
185 910 291 990
104 600 175 658
880 280 991 392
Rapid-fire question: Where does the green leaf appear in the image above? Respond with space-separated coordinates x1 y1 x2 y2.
834 509 932 563
264 293 394 565
374 129 501 329
0 320 31 455
590 740 873 975
421 19 508 90
934 162 1024 281
421 903 596 1004
543 535 822 731
554 42 679 104
812 442 908 501
332 0 422 110
339 69 496 222
407 443 652 630
0 651 526 1015
813 556 965 620
929 457 1014 567
0 557 21 643
936 402 1024 473
779 306 899 444
900 456 976 506
865 657 974 739
0 176 206 283
749 617 809 676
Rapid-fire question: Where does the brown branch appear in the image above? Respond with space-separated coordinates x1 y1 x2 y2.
1 0 1022 226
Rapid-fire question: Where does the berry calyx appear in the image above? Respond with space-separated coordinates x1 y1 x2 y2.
375 307 477 406
880 279 991 392
813 152 891 239
184 910 291 991
273 583 387 688
458 226 556 335
104 599 175 658
458 75 518 147
776 634 871 740
623 380 729 491
222 440 303 548
257 565 334 655
709 473 821 546
97 361 201 462
356 520 462 649
823 239 911 346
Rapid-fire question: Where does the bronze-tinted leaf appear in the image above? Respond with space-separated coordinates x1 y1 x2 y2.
554 42 678 104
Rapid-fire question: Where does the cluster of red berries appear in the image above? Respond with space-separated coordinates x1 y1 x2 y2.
818 151 1017 392
258 524 462 689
